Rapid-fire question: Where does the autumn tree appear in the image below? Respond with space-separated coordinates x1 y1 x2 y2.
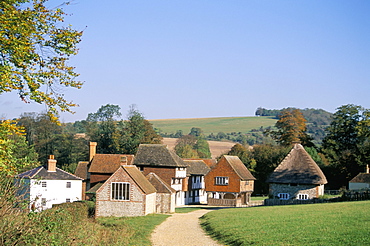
266 109 313 146
175 133 211 159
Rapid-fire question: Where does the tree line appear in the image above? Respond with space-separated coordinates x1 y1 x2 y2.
227 105 370 193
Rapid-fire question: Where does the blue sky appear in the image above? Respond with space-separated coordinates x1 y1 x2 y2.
1 0 370 122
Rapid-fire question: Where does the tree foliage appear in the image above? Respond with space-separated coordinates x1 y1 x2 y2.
266 109 313 146
0 119 38 175
321 104 370 188
0 0 83 119
175 131 211 159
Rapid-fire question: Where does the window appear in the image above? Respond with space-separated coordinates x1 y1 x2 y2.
111 182 130 201
41 181 47 188
297 194 308 200
215 177 229 185
41 198 46 206
66 198 71 203
66 182 71 188
278 193 290 200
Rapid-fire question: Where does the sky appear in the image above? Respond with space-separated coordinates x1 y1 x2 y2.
1 0 370 122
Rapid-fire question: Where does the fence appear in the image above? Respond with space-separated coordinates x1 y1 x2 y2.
264 198 336 206
207 198 236 207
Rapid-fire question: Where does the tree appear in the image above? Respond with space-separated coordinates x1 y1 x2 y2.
86 104 122 154
321 104 370 188
0 0 83 119
116 105 162 154
0 120 39 175
266 109 313 146
194 138 211 159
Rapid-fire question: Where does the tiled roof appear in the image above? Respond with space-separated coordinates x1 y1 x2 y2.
89 154 134 173
184 160 211 176
133 144 188 167
18 166 82 181
74 161 89 180
123 166 157 194
267 144 327 185
86 183 103 194
350 173 370 183
223 155 256 180
146 172 175 193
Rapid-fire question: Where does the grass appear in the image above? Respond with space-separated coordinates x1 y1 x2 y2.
175 207 202 213
96 214 170 245
251 196 268 201
200 201 370 246
149 116 277 135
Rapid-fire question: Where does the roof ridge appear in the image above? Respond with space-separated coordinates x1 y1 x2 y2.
56 167 83 180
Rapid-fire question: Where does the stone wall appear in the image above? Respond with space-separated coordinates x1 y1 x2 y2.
269 183 320 199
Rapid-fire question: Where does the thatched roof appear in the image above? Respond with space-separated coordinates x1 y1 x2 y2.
267 144 327 185
146 172 175 194
184 160 211 176
350 173 370 183
222 155 256 180
133 144 188 167
88 154 134 173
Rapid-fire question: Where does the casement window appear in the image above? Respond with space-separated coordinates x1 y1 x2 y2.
41 181 47 188
66 182 71 188
66 198 71 203
278 193 290 200
297 194 309 200
215 176 229 185
111 182 130 201
41 198 46 206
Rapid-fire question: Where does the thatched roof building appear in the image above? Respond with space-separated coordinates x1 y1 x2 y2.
267 143 327 185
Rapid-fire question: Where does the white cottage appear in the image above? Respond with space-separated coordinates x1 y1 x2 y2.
17 156 83 211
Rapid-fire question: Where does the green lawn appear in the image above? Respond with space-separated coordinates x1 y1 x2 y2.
200 201 370 246
149 116 277 135
97 214 169 245
175 207 202 213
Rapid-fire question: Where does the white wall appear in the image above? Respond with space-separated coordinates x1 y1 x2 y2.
30 179 82 211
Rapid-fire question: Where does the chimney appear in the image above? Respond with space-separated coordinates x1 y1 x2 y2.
89 142 97 161
366 164 369 174
120 156 127 166
47 155 57 172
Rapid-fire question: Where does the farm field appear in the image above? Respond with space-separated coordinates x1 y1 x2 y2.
149 116 277 135
162 137 236 159
200 201 370 246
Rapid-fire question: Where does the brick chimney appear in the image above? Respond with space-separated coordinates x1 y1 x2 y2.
47 155 57 172
89 142 97 162
120 156 127 166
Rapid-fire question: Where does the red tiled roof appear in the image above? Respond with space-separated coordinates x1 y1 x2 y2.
89 154 134 173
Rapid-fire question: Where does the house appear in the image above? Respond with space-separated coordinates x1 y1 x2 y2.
95 165 157 217
183 159 211 205
349 165 370 190
17 156 83 211
146 172 176 213
205 155 256 207
267 143 327 200
75 142 134 199
133 144 188 206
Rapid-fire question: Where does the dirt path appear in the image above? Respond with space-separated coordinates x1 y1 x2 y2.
151 209 222 246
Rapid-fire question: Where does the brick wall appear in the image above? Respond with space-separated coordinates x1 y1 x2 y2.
205 158 241 193
95 168 152 217
142 167 175 187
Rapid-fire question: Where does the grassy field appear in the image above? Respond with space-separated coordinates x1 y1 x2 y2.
97 214 170 245
150 116 277 135
200 201 370 246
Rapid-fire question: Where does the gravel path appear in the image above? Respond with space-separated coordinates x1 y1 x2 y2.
151 209 223 246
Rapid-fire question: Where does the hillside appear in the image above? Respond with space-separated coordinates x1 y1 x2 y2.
162 137 236 159
149 116 277 136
